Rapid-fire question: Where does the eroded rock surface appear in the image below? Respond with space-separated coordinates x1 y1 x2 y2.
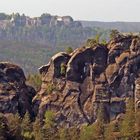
0 62 36 116
34 35 140 127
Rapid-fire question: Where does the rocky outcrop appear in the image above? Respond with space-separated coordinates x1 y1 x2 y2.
0 13 82 28
34 34 140 127
135 77 140 109
0 62 36 116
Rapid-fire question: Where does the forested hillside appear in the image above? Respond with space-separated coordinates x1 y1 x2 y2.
0 13 109 73
81 21 140 32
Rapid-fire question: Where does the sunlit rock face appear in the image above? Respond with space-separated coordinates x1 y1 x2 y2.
34 35 140 127
0 62 36 116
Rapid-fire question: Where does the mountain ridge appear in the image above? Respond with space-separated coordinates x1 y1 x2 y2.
81 20 140 32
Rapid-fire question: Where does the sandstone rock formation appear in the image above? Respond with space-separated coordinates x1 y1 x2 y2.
0 62 36 116
0 13 82 28
33 34 140 127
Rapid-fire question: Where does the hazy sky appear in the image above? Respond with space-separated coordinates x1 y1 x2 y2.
0 0 140 21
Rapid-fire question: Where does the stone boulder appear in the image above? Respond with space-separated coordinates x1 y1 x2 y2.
0 62 36 116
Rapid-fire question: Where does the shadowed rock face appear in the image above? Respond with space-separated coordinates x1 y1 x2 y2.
34 35 140 127
0 62 36 116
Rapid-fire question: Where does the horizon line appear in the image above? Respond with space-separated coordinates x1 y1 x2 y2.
1 12 140 23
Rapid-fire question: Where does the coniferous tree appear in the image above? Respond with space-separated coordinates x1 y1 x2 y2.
44 111 55 129
135 109 140 139
60 63 66 76
104 122 119 140
7 113 22 140
80 103 105 140
59 128 71 140
33 117 43 140
94 103 105 140
27 74 42 91
80 125 97 140
66 47 73 54
95 34 100 43
110 29 120 39
120 98 136 139
69 127 79 140
42 111 57 140
101 39 107 45
21 111 33 140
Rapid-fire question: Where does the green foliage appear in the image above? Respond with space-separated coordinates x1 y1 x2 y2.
120 98 136 139
0 13 110 74
94 103 105 139
59 128 71 140
86 33 103 47
80 104 105 140
21 111 33 140
1 99 140 140
59 127 79 140
0 13 11 20
44 111 55 128
104 122 119 140
95 34 100 43
66 47 73 54
60 63 66 76
80 125 97 140
42 111 58 140
110 29 120 39
135 110 140 138
69 127 79 140
7 113 22 140
0 40 55 74
101 39 107 45
33 117 43 140
86 38 98 47
27 74 42 91
93 120 105 139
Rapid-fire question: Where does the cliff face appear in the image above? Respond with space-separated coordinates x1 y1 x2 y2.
0 62 36 116
0 13 81 29
33 35 140 127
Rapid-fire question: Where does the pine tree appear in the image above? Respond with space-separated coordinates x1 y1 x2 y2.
27 74 42 91
110 29 120 39
42 111 58 140
69 127 79 140
33 117 43 140
135 109 140 139
104 122 118 140
80 103 105 140
7 113 22 140
59 128 71 140
21 111 33 140
66 47 73 54
92 121 105 140
80 125 97 140
42 124 59 140
60 63 66 76
44 111 55 129
120 98 136 139
101 39 107 45
95 34 100 43
94 103 105 140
